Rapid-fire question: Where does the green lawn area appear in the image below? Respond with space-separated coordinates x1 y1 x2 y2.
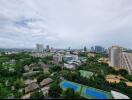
79 70 93 79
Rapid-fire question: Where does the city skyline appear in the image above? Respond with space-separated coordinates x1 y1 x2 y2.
0 0 132 49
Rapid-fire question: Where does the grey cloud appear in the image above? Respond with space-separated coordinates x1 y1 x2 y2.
0 0 132 49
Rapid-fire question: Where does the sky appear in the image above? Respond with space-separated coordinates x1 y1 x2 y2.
0 0 132 49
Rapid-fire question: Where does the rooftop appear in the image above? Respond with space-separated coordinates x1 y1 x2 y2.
25 82 39 94
111 90 130 99
40 78 53 87
79 70 94 79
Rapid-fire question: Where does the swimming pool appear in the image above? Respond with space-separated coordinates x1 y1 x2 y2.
60 81 81 92
83 88 108 99
60 81 113 99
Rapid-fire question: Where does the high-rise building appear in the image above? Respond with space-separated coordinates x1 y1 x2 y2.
68 47 71 50
91 47 94 52
36 44 44 53
119 52 132 74
46 45 50 51
84 46 87 52
109 45 132 75
109 46 122 67
91 46 105 53
94 46 105 53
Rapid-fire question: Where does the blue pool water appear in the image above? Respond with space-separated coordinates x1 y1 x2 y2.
61 82 78 91
85 88 107 99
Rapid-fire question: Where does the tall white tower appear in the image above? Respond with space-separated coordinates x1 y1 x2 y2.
110 46 122 67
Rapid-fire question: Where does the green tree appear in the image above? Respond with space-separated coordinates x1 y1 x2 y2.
30 91 44 99
118 69 128 76
48 80 62 98
14 79 24 89
125 75 132 81
62 88 81 99
37 73 49 83
14 91 22 98
0 83 11 99
49 65 61 73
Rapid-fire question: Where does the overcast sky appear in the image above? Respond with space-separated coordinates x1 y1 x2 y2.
0 0 132 49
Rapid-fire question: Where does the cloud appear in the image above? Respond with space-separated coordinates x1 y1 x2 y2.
0 0 132 49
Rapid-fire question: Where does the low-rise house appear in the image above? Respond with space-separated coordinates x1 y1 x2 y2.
21 93 31 99
24 82 39 94
87 53 95 57
24 79 37 86
23 71 40 77
63 55 78 62
41 86 50 96
31 52 47 58
98 58 108 63
24 65 30 72
105 75 127 84
63 63 76 69
72 51 79 55
39 62 49 73
79 57 87 62
67 60 81 66
126 82 132 87
11 86 15 91
53 54 63 63
40 78 53 87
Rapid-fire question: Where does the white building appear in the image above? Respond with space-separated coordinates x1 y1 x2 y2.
111 91 130 99
31 52 46 58
109 45 132 75
63 55 78 62
53 54 63 63
119 52 132 74
109 46 122 67
63 63 76 69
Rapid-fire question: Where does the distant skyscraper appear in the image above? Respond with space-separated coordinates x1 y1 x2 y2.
91 46 94 52
94 46 105 53
46 45 50 51
84 46 87 52
91 46 105 53
36 44 44 53
109 46 122 67
68 47 71 50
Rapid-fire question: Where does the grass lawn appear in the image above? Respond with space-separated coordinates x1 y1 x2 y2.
79 70 93 79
